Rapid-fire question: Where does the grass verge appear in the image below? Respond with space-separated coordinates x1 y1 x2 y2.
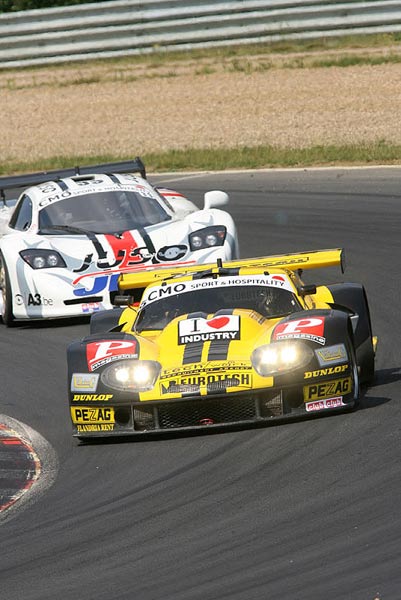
2 33 401 89
1 141 401 176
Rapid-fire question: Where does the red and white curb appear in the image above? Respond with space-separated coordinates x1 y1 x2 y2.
0 423 41 512
0 417 58 520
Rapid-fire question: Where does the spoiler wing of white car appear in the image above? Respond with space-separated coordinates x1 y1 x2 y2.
0 157 146 202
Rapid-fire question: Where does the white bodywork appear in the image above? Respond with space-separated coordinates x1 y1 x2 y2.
0 173 238 321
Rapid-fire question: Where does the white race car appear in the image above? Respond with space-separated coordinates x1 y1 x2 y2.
0 158 239 325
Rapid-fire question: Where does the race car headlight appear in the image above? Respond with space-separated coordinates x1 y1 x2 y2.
189 226 226 251
101 360 161 391
20 249 67 269
251 341 314 376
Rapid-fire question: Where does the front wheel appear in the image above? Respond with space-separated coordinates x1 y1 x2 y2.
327 283 375 385
0 253 15 327
351 348 360 409
357 336 375 385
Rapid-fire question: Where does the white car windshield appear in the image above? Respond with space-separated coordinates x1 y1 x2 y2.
135 285 302 331
38 190 171 233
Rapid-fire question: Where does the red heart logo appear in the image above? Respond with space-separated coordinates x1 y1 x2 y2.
206 316 230 329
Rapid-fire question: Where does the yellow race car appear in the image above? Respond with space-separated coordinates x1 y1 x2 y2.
67 249 376 439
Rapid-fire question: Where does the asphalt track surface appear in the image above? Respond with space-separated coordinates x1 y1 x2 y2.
0 167 400 600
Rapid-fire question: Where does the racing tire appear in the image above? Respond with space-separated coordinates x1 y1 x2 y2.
357 336 375 386
349 342 361 410
327 283 375 385
0 253 15 327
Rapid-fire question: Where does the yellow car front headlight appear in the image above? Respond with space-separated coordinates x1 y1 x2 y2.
251 341 313 377
101 360 161 391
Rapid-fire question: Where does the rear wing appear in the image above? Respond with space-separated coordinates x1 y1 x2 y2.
0 157 146 202
118 248 345 293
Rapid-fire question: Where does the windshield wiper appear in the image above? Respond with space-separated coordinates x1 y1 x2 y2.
39 224 132 237
38 224 95 235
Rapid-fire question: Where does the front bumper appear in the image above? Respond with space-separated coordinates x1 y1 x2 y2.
71 384 356 439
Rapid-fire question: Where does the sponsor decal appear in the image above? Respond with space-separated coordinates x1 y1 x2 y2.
249 311 266 324
153 245 187 261
72 259 197 299
86 340 138 372
261 257 309 266
82 302 101 313
103 232 150 269
271 275 286 285
71 407 115 424
71 373 99 392
72 394 113 402
72 230 142 278
303 377 352 401
131 184 155 199
76 424 115 432
274 317 326 345
143 282 187 305
160 361 251 378
160 372 252 394
141 274 294 306
73 273 120 297
14 294 54 307
189 275 293 291
315 344 348 366
38 181 142 207
178 315 240 344
73 230 188 276
304 364 349 379
38 188 74 207
305 397 346 412
27 293 54 306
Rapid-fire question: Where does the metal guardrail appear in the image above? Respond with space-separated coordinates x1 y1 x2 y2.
1 0 401 68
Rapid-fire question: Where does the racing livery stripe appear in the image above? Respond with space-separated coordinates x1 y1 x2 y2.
136 227 158 263
102 227 157 268
107 174 121 185
157 188 186 198
187 312 208 319
182 310 236 365
103 230 142 268
56 179 69 192
182 342 203 365
207 339 231 361
207 309 235 361
89 233 108 260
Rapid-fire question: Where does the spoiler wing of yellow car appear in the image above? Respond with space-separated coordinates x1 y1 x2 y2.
118 248 345 292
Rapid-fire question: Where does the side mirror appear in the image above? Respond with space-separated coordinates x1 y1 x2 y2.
204 190 229 210
114 295 134 306
297 284 317 297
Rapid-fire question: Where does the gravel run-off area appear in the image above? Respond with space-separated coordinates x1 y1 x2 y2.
1 52 401 164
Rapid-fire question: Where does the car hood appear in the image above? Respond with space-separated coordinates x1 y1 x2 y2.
16 216 216 272
133 309 280 400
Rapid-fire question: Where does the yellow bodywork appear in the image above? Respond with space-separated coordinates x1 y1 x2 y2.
118 248 344 293
69 247 369 436
113 249 342 402
136 310 277 401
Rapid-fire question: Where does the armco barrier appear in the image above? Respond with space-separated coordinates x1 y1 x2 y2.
1 0 401 68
